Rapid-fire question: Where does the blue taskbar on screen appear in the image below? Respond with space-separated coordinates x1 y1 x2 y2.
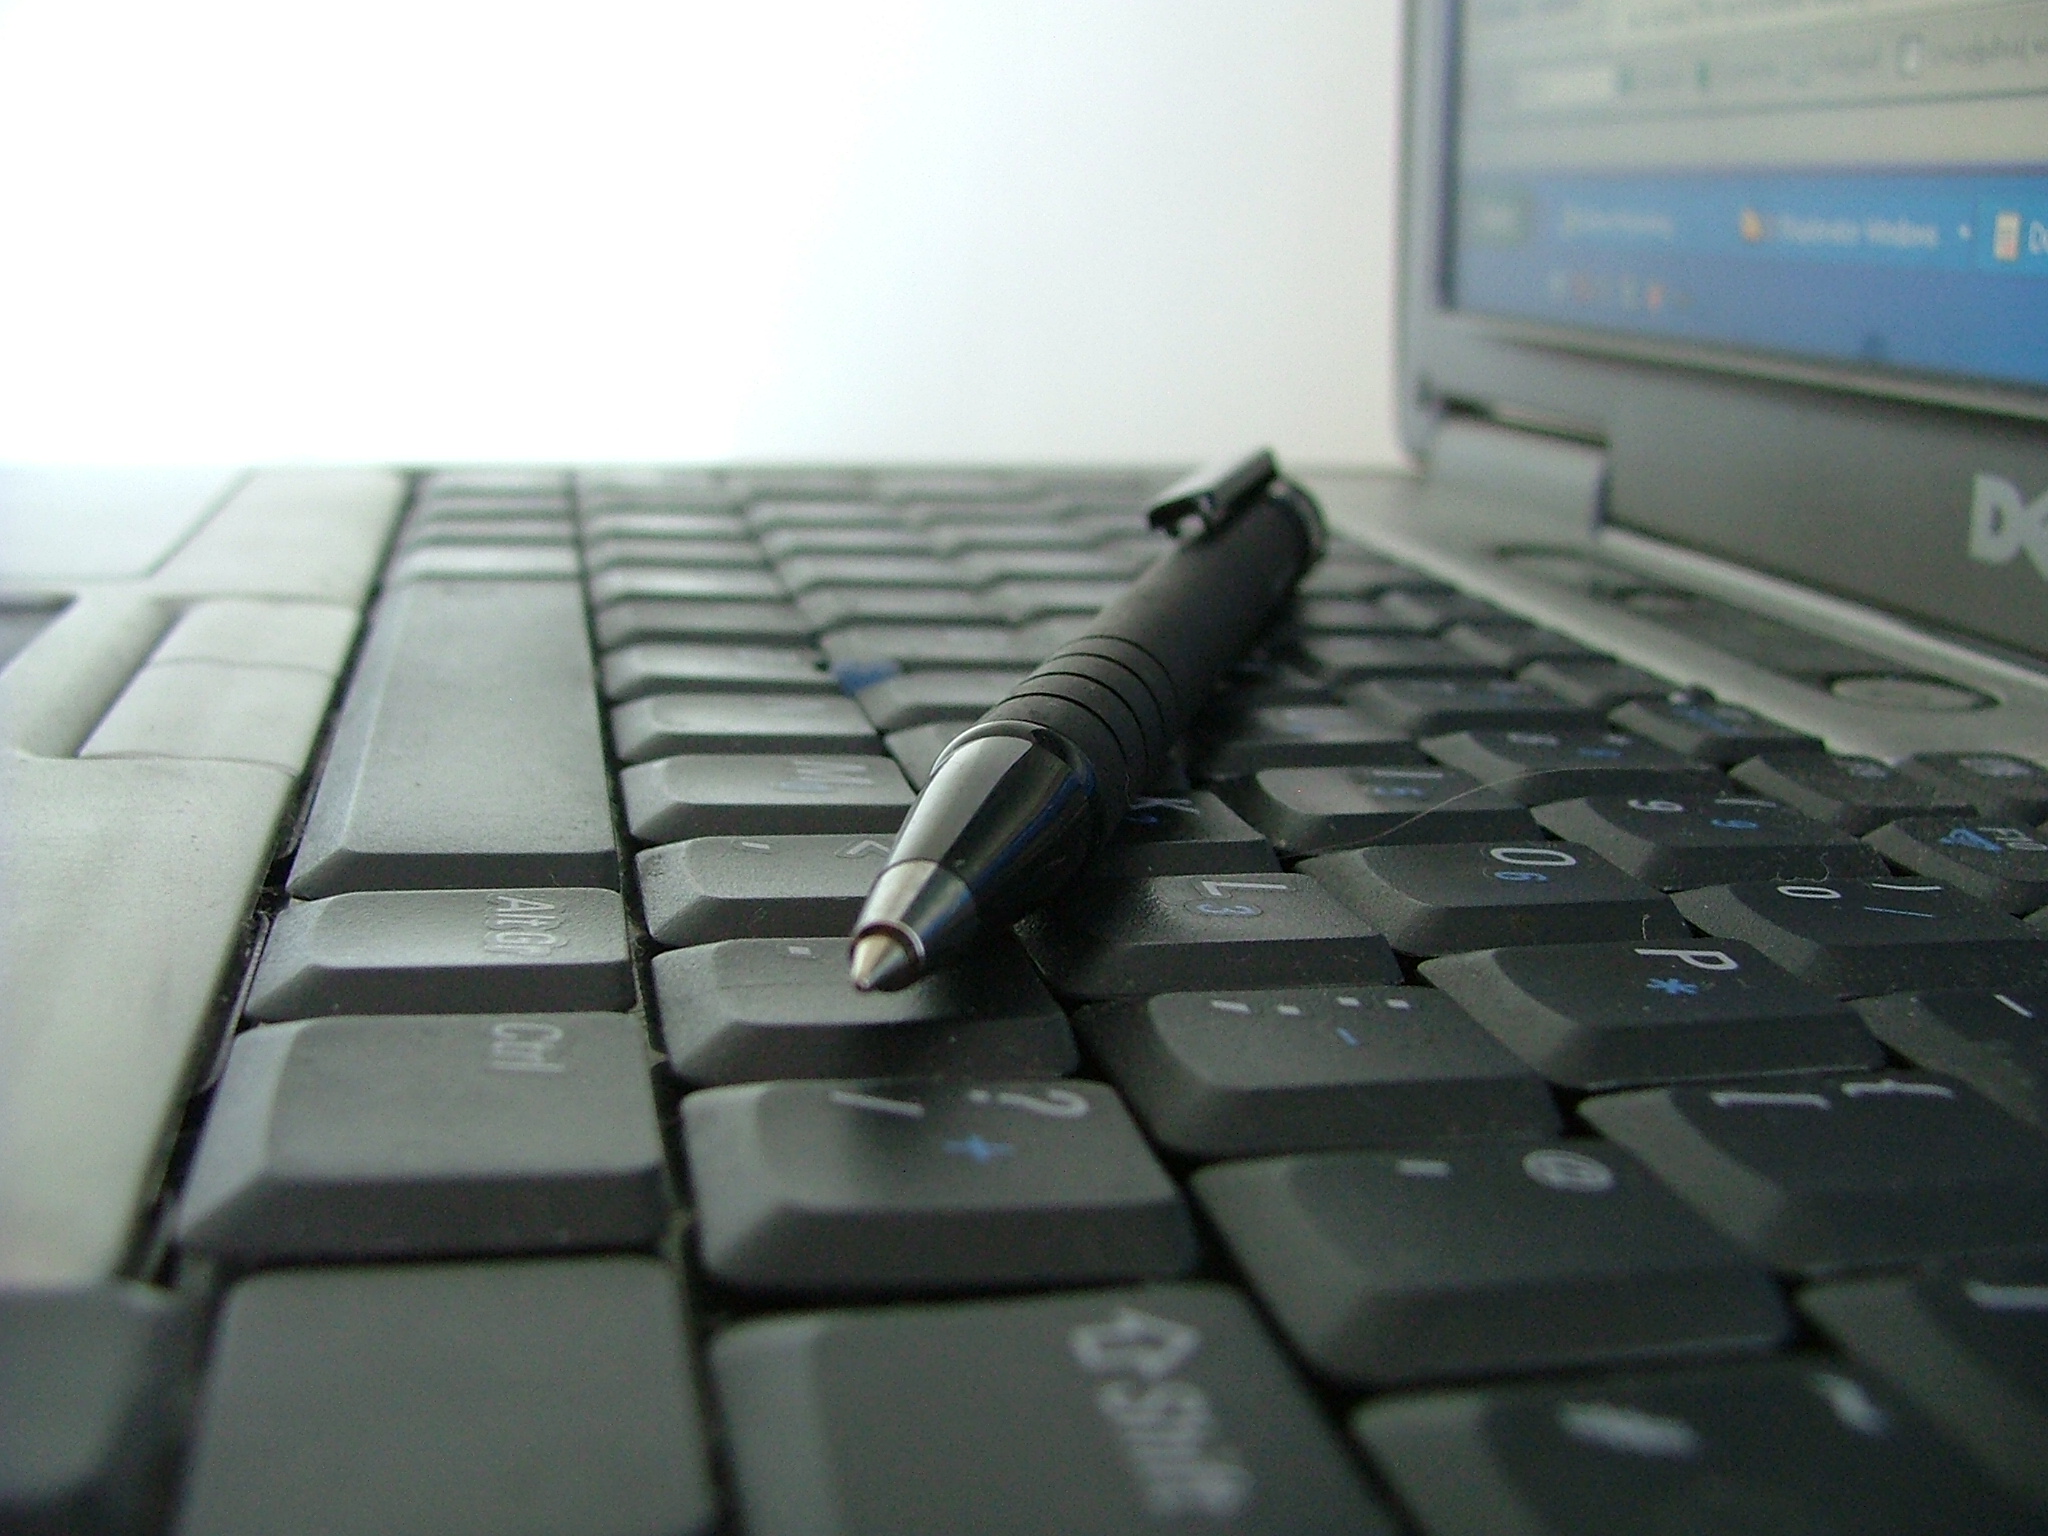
1452 167 2048 391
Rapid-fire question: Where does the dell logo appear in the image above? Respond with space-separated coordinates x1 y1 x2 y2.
1969 474 2048 579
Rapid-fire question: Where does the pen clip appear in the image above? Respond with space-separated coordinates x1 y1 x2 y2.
1146 448 1279 536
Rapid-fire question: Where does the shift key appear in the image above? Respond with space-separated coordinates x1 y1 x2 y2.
288 582 618 896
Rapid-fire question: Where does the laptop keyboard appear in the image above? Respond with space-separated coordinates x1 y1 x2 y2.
10 465 2048 1534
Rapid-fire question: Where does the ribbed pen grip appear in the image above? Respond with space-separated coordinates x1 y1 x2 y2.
974 480 1322 821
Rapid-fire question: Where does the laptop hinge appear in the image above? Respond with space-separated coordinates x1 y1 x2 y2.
1426 416 1608 537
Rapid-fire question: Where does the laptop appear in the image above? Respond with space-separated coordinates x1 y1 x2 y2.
3 2 2046 1531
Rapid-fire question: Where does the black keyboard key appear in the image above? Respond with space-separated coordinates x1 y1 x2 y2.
1223 651 1337 705
610 692 879 764
592 598 812 649
798 585 991 627
1376 588 1512 629
1531 791 1886 889
1280 596 1432 635
1084 791 1280 878
654 934 1074 1086
744 498 895 532
1518 656 1672 711
581 535 765 571
1296 558 1435 598
1196 1139 1785 1387
288 582 617 897
1221 764 1536 855
777 554 962 592
1853 986 2048 1131
0 1285 197 1536
853 669 1027 732
390 543 581 581
599 641 833 703
757 526 930 558
1077 986 1557 1158
1443 620 1604 669
924 520 1100 553
405 516 572 547
1300 841 1686 956
176 1014 671 1263
620 753 913 843
1422 940 1879 1090
817 622 1053 673
711 1285 1397 1536
1899 751 2048 823
883 721 962 788
586 565 785 606
1730 752 1975 834
246 889 633 1020
578 509 746 542
175 1259 716 1536
683 1078 1192 1291
1582 1071 2048 1273
1355 1358 2038 1536
1608 693 1822 765
1192 703 1419 776
1801 1254 2048 1508
1350 675 1599 735
1419 727 1722 804
1300 636 1500 683
982 577 1129 624
1864 818 2048 913
638 833 896 946
1016 873 1401 1000
1672 877 2048 997
955 546 1160 586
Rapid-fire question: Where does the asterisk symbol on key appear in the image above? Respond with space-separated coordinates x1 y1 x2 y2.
1647 976 1703 997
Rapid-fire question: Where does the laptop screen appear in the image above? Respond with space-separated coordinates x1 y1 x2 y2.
1449 0 2048 394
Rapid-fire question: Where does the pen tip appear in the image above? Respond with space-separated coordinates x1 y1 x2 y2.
849 932 919 993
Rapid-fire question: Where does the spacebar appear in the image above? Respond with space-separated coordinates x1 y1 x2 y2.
288 581 619 897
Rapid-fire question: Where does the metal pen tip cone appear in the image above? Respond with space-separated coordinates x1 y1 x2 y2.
849 932 919 993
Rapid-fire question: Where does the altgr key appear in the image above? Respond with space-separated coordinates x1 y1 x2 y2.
245 888 633 1020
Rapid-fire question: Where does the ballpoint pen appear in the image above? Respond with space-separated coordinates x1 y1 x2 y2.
847 448 1326 991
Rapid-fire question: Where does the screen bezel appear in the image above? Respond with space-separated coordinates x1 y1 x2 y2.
1399 0 2048 448
1398 0 2048 664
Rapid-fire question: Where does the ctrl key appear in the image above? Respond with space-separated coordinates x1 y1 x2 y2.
175 1259 717 1536
711 1285 1398 1536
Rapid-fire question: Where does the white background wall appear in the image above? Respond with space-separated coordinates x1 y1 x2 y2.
0 1 1405 469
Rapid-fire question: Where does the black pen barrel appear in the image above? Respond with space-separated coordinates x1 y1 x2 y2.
984 479 1323 816
848 477 1323 989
